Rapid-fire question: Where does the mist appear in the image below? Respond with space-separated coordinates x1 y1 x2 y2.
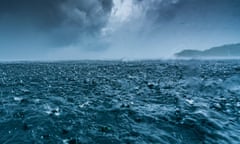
0 0 240 60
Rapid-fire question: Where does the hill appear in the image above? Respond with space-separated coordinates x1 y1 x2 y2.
175 43 240 58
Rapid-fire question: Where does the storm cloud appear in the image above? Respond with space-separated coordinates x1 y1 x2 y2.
103 0 240 59
136 0 240 28
0 0 113 30
0 0 240 60
0 0 113 59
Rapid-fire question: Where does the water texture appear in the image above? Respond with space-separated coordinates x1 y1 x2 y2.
0 60 240 144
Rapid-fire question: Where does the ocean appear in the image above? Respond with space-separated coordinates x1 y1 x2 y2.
0 60 240 144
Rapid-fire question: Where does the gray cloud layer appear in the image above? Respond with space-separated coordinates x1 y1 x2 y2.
0 0 113 54
0 0 239 60
0 0 113 29
135 0 240 30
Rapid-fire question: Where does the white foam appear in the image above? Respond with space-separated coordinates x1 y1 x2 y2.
79 101 90 108
13 97 23 102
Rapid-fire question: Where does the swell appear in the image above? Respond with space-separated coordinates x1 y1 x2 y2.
0 60 240 144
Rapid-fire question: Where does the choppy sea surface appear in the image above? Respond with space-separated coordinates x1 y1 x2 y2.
0 60 240 144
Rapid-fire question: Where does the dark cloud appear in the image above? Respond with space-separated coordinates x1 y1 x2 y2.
135 0 240 27
0 0 113 27
126 0 240 48
0 0 113 49
0 0 64 28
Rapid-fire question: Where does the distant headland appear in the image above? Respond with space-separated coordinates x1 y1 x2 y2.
175 43 240 58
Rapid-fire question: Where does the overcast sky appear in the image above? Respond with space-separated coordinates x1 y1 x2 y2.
0 0 240 60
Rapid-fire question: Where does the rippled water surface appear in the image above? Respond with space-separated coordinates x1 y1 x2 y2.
0 60 240 144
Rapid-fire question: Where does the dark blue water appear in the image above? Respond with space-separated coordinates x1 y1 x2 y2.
0 60 240 144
